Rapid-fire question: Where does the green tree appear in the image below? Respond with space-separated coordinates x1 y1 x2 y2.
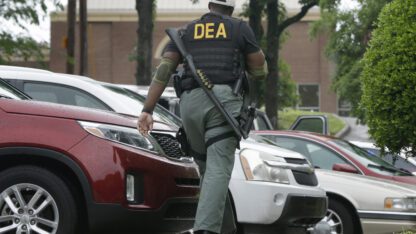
312 0 391 120
0 0 61 64
360 0 416 156
242 0 324 128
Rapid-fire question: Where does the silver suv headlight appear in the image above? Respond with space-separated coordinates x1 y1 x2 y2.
240 149 290 184
78 121 161 154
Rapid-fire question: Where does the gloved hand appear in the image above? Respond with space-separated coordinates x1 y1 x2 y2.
137 112 153 136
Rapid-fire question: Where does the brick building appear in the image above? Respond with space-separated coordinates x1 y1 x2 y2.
49 0 347 115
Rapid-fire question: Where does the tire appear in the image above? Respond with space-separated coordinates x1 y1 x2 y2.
0 165 77 234
326 198 355 234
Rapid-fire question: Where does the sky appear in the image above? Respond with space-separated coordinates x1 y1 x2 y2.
23 0 359 44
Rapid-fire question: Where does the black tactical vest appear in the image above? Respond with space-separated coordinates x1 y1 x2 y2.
181 12 243 86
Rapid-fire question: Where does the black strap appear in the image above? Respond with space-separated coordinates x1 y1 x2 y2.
205 121 229 131
206 131 237 148
190 148 207 162
181 77 235 91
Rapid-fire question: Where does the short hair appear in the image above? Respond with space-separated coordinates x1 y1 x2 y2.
208 2 234 16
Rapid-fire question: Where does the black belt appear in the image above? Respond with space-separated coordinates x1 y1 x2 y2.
181 77 236 92
181 77 200 91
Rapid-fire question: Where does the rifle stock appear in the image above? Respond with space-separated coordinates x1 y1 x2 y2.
166 28 246 139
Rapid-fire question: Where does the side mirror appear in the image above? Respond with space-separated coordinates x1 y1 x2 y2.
333 163 359 174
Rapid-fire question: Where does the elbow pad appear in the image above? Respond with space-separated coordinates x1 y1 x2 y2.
248 62 268 80
152 57 177 86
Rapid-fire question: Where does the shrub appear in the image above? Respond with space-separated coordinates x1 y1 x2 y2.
360 0 416 155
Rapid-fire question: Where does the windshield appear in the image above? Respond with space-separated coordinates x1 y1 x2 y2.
0 79 29 100
361 147 416 173
102 85 181 127
331 140 412 176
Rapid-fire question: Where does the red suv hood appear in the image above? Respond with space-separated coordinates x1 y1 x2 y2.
0 100 176 132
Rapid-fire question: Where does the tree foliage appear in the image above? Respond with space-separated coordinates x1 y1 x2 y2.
242 0 327 128
0 0 61 64
360 0 416 156
312 0 391 120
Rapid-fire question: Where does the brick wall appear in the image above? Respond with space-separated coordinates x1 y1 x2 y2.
49 19 338 113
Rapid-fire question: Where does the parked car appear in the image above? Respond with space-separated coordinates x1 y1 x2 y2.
253 131 416 185
0 79 200 233
119 85 180 115
253 134 416 234
0 65 181 127
220 138 327 233
351 141 416 176
1 66 328 232
312 170 416 234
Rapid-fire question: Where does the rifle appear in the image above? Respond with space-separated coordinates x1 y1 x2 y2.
166 28 247 139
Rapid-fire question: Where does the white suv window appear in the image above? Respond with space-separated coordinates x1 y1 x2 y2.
24 82 110 111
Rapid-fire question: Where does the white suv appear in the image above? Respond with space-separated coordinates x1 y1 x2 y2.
0 66 328 232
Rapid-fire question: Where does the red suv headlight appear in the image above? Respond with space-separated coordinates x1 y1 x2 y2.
78 121 162 154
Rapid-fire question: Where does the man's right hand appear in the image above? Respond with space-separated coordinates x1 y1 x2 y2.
138 112 154 136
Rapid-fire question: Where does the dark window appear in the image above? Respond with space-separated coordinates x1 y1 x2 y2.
0 79 28 100
264 136 351 170
291 117 326 134
23 82 110 111
298 84 319 112
256 115 269 130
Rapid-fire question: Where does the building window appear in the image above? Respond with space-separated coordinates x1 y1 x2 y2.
297 84 320 112
338 97 352 117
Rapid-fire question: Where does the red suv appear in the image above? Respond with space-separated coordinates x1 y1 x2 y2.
0 79 199 233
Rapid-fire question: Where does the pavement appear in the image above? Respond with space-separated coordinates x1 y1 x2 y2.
341 117 373 142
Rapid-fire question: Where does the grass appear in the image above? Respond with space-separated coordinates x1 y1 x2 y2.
277 109 346 136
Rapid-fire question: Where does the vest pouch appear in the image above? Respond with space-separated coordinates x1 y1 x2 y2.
173 73 183 98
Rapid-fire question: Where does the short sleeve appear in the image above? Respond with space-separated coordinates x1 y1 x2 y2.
163 40 180 54
239 22 261 55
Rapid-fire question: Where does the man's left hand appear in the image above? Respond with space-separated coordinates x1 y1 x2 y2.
138 112 154 136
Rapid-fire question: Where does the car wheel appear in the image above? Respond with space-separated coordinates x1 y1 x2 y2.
0 166 77 234
313 198 355 234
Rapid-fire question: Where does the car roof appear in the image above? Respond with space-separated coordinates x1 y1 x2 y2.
0 66 137 115
0 65 54 74
119 84 178 99
0 66 180 126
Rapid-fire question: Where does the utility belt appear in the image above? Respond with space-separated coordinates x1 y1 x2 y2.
173 74 237 97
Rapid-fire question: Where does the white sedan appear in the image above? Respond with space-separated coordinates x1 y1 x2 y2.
313 170 416 234
252 135 416 234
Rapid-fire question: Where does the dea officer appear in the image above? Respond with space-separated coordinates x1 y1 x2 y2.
138 1 267 233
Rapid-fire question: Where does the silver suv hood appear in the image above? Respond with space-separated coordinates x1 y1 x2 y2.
240 138 306 160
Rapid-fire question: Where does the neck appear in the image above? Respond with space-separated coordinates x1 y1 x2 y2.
209 8 232 16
